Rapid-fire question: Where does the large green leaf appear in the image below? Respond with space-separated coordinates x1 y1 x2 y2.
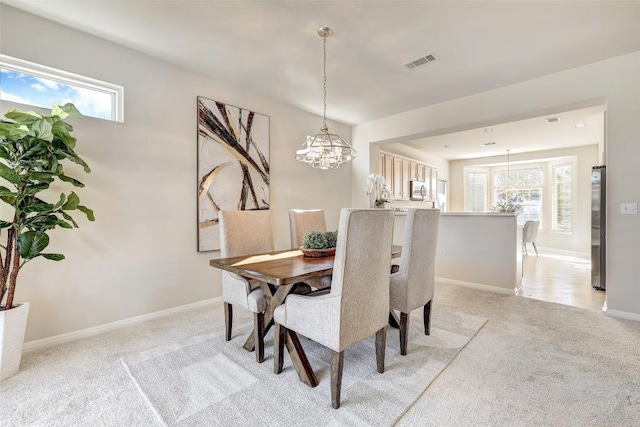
20 140 48 158
0 220 12 229
0 123 30 141
31 120 54 142
62 191 80 210
0 162 20 186
52 103 83 120
23 199 55 214
24 182 51 195
61 211 79 228
0 186 16 197
23 214 60 230
77 205 95 221
57 174 85 188
17 231 49 259
40 253 65 261
51 121 77 150
4 109 42 124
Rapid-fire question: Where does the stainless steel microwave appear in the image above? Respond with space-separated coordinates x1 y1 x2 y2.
409 180 427 200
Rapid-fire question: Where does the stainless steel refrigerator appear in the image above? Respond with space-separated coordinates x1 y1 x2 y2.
591 166 606 290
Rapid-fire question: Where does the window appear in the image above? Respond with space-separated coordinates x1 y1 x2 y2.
467 172 487 212
494 168 542 223
553 164 572 232
0 54 123 122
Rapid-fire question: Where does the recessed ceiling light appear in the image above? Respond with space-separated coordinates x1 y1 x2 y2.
483 128 494 133
480 142 497 146
575 123 587 128
545 117 561 124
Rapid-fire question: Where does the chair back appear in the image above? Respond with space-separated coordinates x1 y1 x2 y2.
397 209 440 311
289 209 327 249
219 210 274 257
523 220 540 243
330 208 394 348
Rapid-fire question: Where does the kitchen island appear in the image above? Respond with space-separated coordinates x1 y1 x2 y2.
394 211 522 294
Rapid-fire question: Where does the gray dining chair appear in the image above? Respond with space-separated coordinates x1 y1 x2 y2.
219 209 272 363
274 208 395 409
523 220 540 257
390 208 440 355
289 209 332 290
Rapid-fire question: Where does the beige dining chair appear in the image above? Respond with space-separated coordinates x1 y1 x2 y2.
523 220 540 257
274 208 395 409
289 209 332 290
219 209 272 363
389 208 440 356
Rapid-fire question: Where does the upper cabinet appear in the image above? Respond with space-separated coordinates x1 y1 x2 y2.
379 151 437 201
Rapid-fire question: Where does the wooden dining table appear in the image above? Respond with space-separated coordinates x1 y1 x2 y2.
209 245 402 388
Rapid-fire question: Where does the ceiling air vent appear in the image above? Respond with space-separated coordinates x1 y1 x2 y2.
545 117 561 124
403 53 438 70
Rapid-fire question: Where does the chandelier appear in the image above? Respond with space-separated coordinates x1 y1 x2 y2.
295 27 356 170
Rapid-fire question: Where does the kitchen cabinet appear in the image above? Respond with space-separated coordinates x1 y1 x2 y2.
379 151 437 201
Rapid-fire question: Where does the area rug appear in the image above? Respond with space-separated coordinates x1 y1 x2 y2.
121 308 487 426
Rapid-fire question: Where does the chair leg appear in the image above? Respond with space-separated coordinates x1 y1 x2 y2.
331 350 344 409
532 242 538 257
399 312 409 356
375 327 386 373
254 312 264 363
224 302 233 341
274 323 286 374
523 242 528 255
424 300 432 336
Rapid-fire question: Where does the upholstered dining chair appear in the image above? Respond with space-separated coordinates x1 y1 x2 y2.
389 208 440 356
274 208 395 409
219 209 272 363
289 209 327 248
289 209 332 290
523 220 540 257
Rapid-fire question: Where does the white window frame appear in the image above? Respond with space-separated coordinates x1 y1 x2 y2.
552 163 573 233
0 54 124 122
465 169 488 212
493 166 543 225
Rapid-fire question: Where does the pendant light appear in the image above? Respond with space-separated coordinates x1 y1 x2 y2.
295 27 357 170
505 149 517 201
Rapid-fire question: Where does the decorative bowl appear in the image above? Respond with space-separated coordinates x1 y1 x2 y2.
300 247 336 258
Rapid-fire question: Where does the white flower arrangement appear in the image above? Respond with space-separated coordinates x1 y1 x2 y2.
365 173 390 207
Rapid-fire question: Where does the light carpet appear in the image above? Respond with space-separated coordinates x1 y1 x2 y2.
121 308 487 426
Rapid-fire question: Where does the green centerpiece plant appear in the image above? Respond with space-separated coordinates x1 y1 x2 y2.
303 230 338 249
301 230 338 258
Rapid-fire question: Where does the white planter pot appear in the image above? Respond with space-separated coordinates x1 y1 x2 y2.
0 302 30 381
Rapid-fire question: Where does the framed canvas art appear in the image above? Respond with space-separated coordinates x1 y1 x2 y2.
197 97 270 251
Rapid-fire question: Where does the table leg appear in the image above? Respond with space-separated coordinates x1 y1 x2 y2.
243 283 293 352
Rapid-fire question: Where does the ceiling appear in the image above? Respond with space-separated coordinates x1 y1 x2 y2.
2 1 638 158
402 105 606 161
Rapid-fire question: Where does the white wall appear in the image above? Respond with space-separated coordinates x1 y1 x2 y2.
0 6 352 341
449 145 598 254
351 51 640 319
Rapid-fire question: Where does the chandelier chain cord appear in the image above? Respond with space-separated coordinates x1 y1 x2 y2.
323 35 327 129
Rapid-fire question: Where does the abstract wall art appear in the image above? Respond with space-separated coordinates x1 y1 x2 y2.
197 97 270 251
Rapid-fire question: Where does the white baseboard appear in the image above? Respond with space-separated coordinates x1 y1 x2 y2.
436 277 515 295
604 307 640 322
23 297 221 353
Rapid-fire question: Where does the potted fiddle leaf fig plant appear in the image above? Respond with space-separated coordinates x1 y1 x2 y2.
0 103 94 380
